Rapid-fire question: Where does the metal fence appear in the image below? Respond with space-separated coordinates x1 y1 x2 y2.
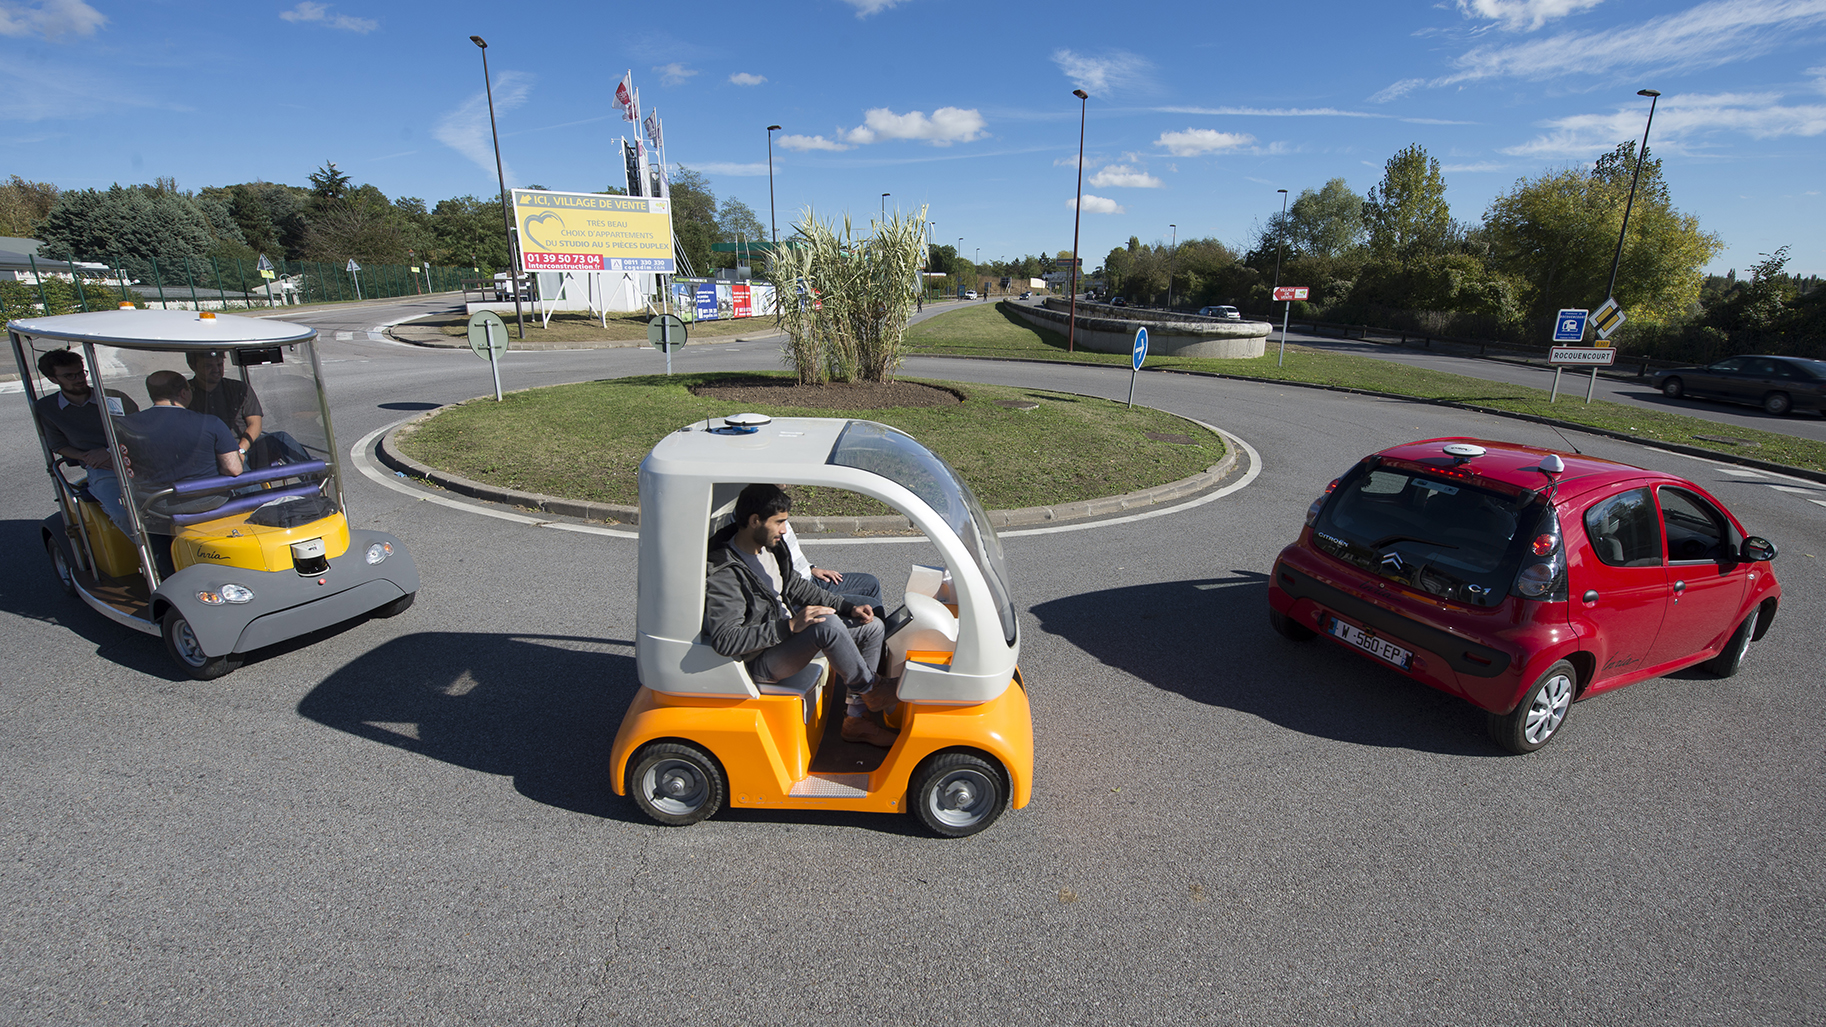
0 252 472 319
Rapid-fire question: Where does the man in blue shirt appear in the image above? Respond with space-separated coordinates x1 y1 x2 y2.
119 370 243 575
33 349 139 539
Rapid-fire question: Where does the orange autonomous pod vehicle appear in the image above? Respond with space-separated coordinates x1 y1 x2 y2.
610 415 1033 837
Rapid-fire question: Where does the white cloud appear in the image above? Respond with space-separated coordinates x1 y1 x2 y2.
1501 91 1826 157
1068 195 1125 214
1089 164 1164 188
695 161 771 176
1051 49 1151 95
1158 105 1382 118
278 2 376 33
842 106 985 146
1440 0 1826 86
1368 78 1425 104
0 0 105 38
1053 154 1084 168
729 72 766 87
779 133 850 152
1455 0 1606 32
654 62 697 86
433 72 532 184
840 0 908 15
1155 128 1255 156
1440 161 1510 172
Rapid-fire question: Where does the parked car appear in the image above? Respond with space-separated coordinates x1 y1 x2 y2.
1019 291 1032 300
1651 355 1826 416
1268 437 1781 753
1198 305 1242 320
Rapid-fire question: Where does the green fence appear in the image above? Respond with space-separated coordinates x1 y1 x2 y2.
0 252 474 319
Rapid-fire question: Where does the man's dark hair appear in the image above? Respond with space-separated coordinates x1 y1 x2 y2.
733 483 791 528
184 349 226 369
37 349 82 379
145 369 190 402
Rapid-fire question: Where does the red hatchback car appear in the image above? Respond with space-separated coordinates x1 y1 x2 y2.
1268 438 1781 753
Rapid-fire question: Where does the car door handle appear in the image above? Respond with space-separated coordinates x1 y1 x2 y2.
1673 580 1686 593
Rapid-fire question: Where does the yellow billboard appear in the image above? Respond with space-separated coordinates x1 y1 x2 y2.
510 189 675 273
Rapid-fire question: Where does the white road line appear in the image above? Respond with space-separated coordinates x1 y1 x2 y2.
346 417 1265 544
1715 466 1769 477
1764 483 1822 496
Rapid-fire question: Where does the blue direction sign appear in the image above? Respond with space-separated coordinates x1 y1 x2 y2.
1553 309 1589 343
1132 326 1149 371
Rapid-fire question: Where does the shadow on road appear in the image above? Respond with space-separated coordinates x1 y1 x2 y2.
1030 570 1500 756
298 631 640 818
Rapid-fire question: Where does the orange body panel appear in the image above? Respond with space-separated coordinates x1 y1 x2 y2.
610 672 1034 815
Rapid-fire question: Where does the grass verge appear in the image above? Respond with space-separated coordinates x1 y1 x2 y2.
908 303 1826 473
396 372 1225 517
422 310 775 344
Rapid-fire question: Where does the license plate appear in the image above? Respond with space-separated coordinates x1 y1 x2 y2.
1327 616 1412 669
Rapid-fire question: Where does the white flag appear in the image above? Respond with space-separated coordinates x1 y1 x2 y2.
644 106 662 150
630 88 642 128
614 72 634 121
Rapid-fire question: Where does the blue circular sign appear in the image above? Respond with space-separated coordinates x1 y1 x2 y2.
1132 327 1149 371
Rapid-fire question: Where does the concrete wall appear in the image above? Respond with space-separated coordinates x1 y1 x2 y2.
1005 299 1270 359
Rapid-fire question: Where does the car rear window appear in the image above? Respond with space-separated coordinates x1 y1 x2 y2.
1310 460 1548 607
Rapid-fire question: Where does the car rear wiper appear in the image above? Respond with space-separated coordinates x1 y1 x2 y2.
1370 534 1459 550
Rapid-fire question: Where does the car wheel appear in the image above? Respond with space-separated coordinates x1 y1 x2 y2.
628 742 726 826
1661 377 1684 399
372 592 415 618
910 752 1006 838
1762 392 1792 416
160 608 241 681
1487 660 1576 754
1268 607 1315 642
1703 609 1758 679
46 538 75 597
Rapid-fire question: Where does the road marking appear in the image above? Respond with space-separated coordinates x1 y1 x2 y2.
346 418 1265 544
1714 466 1768 477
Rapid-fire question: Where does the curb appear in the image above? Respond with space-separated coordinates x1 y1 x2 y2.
373 403 1240 531
385 318 788 351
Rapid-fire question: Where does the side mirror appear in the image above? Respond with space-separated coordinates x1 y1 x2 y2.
1740 536 1778 562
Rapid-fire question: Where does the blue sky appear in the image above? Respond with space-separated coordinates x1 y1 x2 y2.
5 0 1825 276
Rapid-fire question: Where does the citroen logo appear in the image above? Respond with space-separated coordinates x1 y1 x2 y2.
1380 551 1405 573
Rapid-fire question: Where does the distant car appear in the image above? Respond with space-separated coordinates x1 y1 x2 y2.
1198 305 1242 321
1019 291 1032 300
965 290 978 300
1651 355 1826 416
1268 437 1781 753
1109 297 1128 307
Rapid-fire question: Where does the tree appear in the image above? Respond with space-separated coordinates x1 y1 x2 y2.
1363 144 1451 261
0 175 60 237
667 166 718 275
37 184 215 285
308 161 351 203
1484 140 1720 326
1289 178 1366 259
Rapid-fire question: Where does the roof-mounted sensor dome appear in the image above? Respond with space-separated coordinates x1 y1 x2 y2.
1442 443 1485 462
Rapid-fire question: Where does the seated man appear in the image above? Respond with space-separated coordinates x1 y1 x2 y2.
186 349 304 468
119 370 244 576
33 349 140 539
704 484 897 747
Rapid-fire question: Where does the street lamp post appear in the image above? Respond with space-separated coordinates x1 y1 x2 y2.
470 34 524 339
881 192 890 220
1272 188 1290 366
1167 223 1177 309
1585 88 1661 403
1069 87 1088 353
766 125 782 244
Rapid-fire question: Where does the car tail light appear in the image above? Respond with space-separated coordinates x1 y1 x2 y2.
1511 506 1567 601
1305 478 1340 527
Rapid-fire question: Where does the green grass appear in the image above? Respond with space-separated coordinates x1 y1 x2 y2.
909 303 1826 473
397 372 1225 516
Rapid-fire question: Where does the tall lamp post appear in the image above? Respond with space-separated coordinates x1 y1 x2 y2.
1271 188 1290 366
1167 223 1177 309
1604 90 1661 306
881 192 890 220
766 125 782 243
1069 87 1089 353
470 35 524 339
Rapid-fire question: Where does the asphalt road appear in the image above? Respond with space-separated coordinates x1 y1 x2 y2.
3 298 1822 1026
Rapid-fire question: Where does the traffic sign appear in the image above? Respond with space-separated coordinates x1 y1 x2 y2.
256 254 275 280
647 314 688 351
1552 309 1588 343
467 310 508 359
1273 286 1309 302
346 258 361 273
1132 326 1149 371
1550 347 1617 366
1592 297 1626 341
